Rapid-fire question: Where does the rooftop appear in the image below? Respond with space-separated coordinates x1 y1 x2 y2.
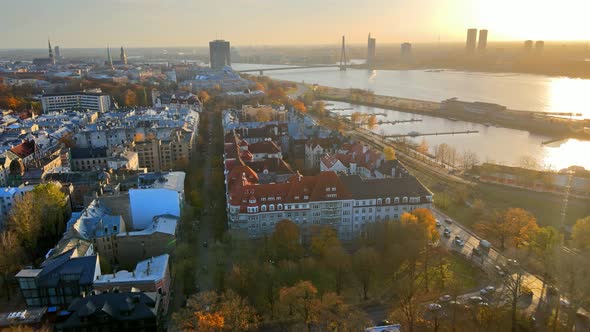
94 254 169 285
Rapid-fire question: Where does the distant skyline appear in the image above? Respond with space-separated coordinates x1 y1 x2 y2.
1 0 589 48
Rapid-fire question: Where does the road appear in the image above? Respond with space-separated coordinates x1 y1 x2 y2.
195 113 218 292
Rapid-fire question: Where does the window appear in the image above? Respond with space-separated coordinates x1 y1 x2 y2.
377 199 382 205
269 204 275 211
394 197 400 204
403 197 408 203
277 204 283 210
261 205 267 212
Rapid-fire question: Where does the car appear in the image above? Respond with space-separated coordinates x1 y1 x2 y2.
444 231 451 238
439 294 452 303
468 296 484 304
560 299 571 308
454 239 465 246
507 258 519 266
203 241 208 248
444 219 453 225
428 303 442 311
495 265 506 277
472 247 482 256
436 220 442 227
480 286 496 296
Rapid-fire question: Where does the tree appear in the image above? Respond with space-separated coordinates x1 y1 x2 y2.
310 226 340 257
461 150 480 171
8 194 41 252
278 281 321 332
0 231 25 300
352 246 379 300
367 114 378 128
123 89 137 106
198 91 211 104
572 216 590 251
173 290 259 332
323 245 351 295
319 292 370 331
475 208 538 250
383 146 396 160
350 112 361 125
291 100 306 113
311 101 326 117
417 138 429 155
269 220 303 261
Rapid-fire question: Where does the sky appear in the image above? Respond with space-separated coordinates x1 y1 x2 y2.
1 0 589 48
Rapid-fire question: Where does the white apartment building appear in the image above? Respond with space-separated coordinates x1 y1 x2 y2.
41 91 111 113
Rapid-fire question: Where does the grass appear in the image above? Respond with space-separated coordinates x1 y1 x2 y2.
407 163 590 229
447 253 483 291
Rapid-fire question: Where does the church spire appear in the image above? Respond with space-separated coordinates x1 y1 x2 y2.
48 38 55 65
120 46 128 65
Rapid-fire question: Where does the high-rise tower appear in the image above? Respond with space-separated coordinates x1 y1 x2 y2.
209 40 231 69
367 33 376 67
478 29 488 52
466 28 477 53
120 46 128 65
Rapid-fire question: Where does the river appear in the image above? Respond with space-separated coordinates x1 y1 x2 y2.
233 64 590 170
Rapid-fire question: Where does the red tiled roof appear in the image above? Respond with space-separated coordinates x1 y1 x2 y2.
228 171 351 212
248 141 281 154
9 140 36 159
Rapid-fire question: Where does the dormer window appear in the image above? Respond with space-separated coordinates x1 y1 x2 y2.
377 199 382 205
331 187 336 191
277 204 283 210
403 197 408 203
269 204 275 211
304 195 309 200
385 198 391 204
394 197 400 204
325 187 330 192
295 196 299 200
249 198 256 204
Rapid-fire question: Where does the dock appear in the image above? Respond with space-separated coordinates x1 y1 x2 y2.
378 119 422 125
383 130 479 139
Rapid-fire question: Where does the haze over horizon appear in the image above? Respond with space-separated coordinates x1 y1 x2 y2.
1 0 589 48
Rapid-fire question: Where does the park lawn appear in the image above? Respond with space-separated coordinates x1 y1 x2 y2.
447 252 483 291
408 164 590 229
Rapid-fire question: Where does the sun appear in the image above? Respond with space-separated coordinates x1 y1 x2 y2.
473 0 590 41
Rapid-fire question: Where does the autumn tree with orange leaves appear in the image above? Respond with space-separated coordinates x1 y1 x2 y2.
475 208 539 250
173 290 260 332
367 114 378 128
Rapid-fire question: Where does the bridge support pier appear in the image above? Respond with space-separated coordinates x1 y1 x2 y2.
259 70 264 75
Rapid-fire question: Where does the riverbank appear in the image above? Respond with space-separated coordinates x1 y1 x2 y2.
314 85 590 141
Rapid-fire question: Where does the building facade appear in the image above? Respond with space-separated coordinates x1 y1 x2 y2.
41 91 111 113
209 40 231 69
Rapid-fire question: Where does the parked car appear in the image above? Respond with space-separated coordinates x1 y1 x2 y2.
468 296 484 304
436 220 442 227
203 241 208 248
439 294 452 303
472 247 482 256
480 286 496 296
454 238 465 247
444 218 453 225
495 265 506 277
428 303 442 311
507 259 519 266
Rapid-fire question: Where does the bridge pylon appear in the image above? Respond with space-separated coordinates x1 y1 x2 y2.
339 35 347 71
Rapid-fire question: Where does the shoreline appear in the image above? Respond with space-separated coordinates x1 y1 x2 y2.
312 85 590 141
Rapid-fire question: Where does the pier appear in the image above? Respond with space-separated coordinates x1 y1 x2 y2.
383 130 479 139
378 119 422 125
